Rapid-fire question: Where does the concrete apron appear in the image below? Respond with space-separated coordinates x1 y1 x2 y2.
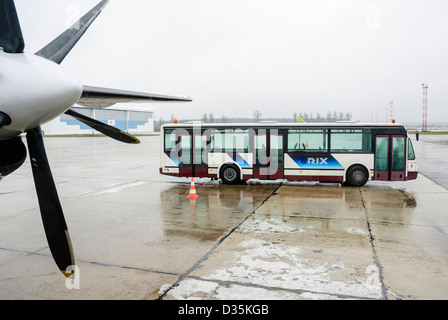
1 136 448 300
162 176 448 300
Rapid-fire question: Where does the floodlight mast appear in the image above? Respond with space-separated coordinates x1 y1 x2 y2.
422 83 428 132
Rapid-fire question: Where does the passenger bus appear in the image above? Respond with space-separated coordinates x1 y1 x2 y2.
160 122 418 186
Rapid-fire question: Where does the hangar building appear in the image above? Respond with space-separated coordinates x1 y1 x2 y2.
42 105 154 135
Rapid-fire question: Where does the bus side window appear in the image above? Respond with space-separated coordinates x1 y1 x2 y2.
330 129 371 153
287 130 327 152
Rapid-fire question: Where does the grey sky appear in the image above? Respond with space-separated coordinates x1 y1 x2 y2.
14 0 448 124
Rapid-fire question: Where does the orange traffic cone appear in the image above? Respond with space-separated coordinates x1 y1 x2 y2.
187 177 199 199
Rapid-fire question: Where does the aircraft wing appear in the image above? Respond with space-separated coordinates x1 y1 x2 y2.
77 85 192 108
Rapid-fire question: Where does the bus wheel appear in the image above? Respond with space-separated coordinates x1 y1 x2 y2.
220 165 241 185
346 165 368 187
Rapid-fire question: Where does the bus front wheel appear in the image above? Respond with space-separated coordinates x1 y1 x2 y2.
345 165 368 187
220 165 241 185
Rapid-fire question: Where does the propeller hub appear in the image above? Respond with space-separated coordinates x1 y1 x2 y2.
0 51 82 138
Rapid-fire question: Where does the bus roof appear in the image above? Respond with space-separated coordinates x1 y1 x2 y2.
161 121 407 129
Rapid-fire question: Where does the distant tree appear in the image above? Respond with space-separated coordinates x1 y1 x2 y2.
302 113 309 122
293 112 297 122
332 111 337 121
209 113 215 123
202 113 208 122
253 109 262 121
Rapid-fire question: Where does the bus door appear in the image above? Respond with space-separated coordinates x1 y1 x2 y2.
374 135 406 181
179 133 208 177
193 133 208 177
254 132 284 180
179 134 192 177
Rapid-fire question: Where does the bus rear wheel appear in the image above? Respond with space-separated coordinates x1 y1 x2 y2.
345 165 368 187
220 165 241 185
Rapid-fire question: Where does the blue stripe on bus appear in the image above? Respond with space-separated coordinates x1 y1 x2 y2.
232 154 252 168
169 154 179 165
289 155 344 170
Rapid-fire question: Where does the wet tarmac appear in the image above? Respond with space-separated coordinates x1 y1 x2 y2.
0 134 447 300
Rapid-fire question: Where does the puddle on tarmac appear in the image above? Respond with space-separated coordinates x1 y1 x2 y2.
158 184 278 242
156 181 417 242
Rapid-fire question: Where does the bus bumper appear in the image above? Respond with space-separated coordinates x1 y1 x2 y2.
407 172 418 180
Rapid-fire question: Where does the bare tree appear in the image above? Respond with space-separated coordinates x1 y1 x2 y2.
253 109 262 121
332 111 337 121
301 113 309 122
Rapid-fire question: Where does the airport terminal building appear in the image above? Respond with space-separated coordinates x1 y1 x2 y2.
42 105 154 135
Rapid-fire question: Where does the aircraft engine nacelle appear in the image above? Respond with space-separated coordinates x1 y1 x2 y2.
0 137 27 179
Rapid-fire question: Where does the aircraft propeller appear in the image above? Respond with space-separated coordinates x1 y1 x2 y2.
26 127 75 277
0 0 191 277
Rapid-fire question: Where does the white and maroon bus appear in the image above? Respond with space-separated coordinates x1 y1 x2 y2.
160 122 418 186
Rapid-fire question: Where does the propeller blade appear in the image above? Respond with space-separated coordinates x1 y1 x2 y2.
26 127 75 278
0 0 25 53
35 0 110 64
65 108 140 144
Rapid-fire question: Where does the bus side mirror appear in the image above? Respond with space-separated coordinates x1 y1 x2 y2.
416 132 419 141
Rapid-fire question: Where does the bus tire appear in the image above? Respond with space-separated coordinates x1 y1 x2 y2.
345 165 368 187
220 165 241 185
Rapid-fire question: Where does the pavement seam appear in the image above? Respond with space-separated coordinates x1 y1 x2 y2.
359 188 388 300
1 247 182 279
185 275 378 300
157 183 284 300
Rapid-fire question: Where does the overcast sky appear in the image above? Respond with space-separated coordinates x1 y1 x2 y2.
14 0 448 124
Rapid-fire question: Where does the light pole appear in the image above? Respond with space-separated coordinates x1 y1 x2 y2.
389 100 393 123
422 83 428 132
